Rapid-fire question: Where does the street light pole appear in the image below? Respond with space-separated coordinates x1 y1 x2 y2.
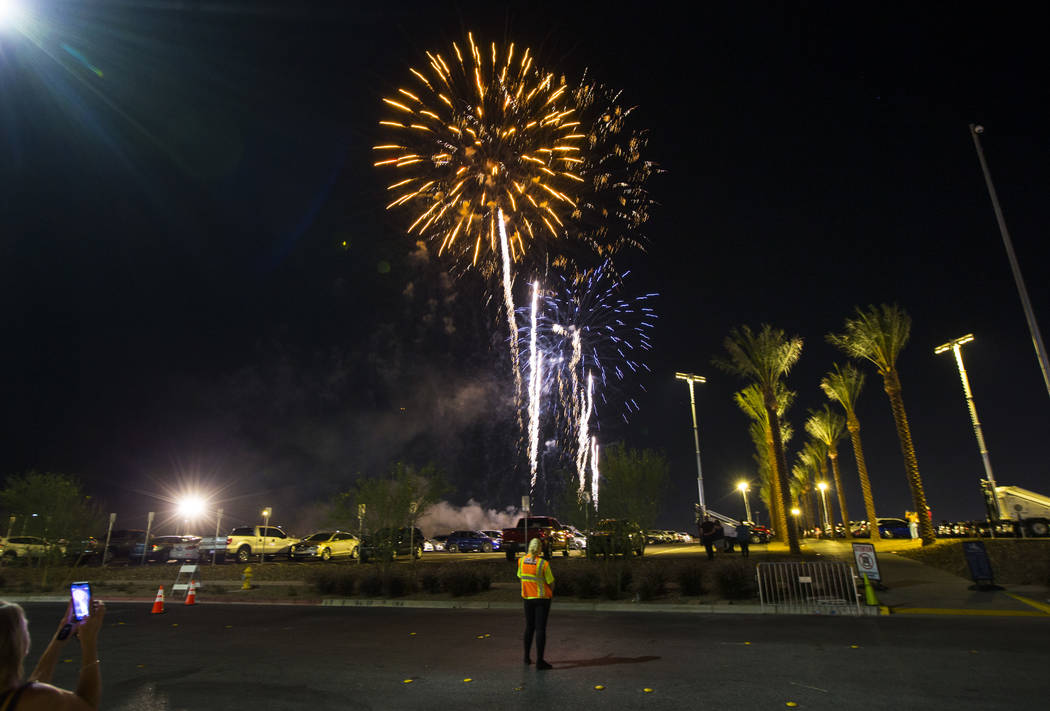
817 483 830 537
675 372 708 516
935 334 1000 521
737 481 752 522
969 125 1050 400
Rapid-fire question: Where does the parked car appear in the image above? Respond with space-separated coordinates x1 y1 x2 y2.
481 531 503 551
62 537 101 564
749 525 774 544
445 530 496 553
290 531 360 561
1 536 64 561
587 519 646 557
564 526 587 550
426 535 447 552
226 526 300 563
359 527 424 562
850 518 912 539
132 535 201 563
103 529 147 562
674 531 693 543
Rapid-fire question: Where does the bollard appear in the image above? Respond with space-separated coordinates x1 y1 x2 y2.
242 565 253 590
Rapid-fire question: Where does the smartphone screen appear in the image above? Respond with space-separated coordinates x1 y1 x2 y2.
71 582 91 621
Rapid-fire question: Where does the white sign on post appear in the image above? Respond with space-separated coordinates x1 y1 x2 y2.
852 542 882 582
521 496 531 514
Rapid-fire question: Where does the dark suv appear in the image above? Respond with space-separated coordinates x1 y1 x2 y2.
359 527 424 562
445 530 496 553
103 529 147 563
587 519 646 557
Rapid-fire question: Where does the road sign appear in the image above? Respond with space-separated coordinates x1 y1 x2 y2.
851 542 882 582
521 496 531 514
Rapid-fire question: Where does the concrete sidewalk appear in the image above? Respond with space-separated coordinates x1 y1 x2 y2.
806 539 1050 616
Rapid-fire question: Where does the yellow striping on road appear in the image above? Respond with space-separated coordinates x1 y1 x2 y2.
893 607 1049 617
1006 593 1050 615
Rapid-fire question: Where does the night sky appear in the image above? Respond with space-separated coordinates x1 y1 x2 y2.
2 1 1048 534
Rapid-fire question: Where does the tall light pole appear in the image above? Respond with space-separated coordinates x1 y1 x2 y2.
260 507 272 564
817 482 831 537
675 372 707 516
969 124 1050 400
736 481 752 523
790 507 802 540
935 333 1000 520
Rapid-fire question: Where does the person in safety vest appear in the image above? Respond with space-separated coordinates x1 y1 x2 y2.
517 538 555 670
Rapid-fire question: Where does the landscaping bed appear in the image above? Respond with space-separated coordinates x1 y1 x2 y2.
896 538 1050 586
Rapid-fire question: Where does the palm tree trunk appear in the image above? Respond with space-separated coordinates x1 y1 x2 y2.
764 433 788 543
845 414 880 541
882 369 936 545
767 405 801 554
828 451 851 536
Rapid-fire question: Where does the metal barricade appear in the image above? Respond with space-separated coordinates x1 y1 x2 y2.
756 561 862 615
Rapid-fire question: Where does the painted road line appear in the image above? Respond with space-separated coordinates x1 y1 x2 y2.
1006 593 1050 615
893 607 1050 617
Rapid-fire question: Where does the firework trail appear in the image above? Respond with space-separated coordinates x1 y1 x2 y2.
498 208 523 414
590 436 600 509
528 281 542 491
576 372 593 498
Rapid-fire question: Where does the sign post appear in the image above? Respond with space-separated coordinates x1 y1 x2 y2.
851 542 886 590
102 513 116 566
212 508 224 565
140 512 155 566
357 504 366 565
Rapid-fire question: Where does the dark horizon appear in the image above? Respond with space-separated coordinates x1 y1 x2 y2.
2 1 1048 534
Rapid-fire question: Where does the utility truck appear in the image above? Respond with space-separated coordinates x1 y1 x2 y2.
981 480 1050 537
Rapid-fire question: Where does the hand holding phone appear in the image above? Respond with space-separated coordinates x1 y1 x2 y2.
71 582 92 622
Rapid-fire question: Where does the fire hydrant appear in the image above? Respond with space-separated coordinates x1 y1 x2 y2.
241 565 253 590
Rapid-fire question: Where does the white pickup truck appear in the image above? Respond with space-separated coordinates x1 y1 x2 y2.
222 526 300 563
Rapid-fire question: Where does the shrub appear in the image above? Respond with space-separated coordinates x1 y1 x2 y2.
384 569 412 598
598 561 633 600
419 569 441 594
559 564 601 598
676 563 706 596
439 564 491 596
359 571 383 597
634 562 668 601
312 569 357 596
713 560 757 600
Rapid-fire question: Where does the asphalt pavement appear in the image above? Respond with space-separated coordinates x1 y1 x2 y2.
17 601 1050 710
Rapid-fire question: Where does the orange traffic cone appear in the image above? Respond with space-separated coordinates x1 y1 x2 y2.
185 580 197 606
150 586 166 614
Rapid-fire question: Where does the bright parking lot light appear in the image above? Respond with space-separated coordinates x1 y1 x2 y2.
0 0 26 29
175 495 207 520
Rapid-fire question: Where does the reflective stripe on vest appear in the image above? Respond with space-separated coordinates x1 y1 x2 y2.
518 556 551 599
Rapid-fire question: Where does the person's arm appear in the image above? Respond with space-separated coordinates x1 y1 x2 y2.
28 603 75 684
72 600 105 709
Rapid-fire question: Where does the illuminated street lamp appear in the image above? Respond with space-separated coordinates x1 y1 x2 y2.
675 372 708 516
934 334 1000 520
0 0 27 29
175 494 207 536
790 507 802 540
736 481 752 523
816 482 831 537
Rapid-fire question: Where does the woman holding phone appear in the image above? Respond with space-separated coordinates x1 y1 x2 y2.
0 597 105 710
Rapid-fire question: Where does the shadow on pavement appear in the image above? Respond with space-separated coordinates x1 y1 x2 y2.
551 654 660 669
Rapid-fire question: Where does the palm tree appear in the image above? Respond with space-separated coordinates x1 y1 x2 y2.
717 324 803 554
735 383 795 541
828 304 935 544
806 406 852 537
791 453 817 533
803 439 843 534
820 363 880 541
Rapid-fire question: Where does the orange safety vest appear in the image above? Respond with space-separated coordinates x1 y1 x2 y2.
518 555 554 599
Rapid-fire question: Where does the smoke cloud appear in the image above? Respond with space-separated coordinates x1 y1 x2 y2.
417 499 522 537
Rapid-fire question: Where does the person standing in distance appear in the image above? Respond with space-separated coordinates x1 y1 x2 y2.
517 538 555 670
736 521 752 558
